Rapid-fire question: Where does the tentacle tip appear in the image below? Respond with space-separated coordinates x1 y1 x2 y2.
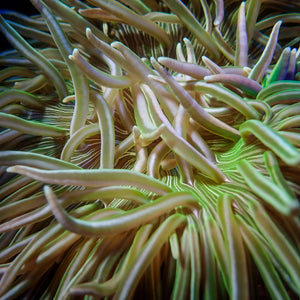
203 75 212 81
223 176 233 184
157 56 164 63
111 41 122 49
150 57 162 71
86 27 91 36
69 48 79 60
275 20 282 28
43 185 51 194
201 55 208 62
243 67 251 76
150 56 157 64
6 166 16 173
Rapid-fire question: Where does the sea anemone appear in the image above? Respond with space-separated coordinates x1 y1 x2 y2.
0 0 300 299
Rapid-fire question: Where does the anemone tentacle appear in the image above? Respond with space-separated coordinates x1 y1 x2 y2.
0 1 300 299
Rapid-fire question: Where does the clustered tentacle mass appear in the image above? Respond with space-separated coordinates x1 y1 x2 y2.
0 0 300 299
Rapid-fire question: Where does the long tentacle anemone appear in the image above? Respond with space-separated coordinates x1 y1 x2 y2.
0 0 300 299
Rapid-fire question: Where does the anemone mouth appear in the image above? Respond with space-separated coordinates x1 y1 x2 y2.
0 0 300 299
